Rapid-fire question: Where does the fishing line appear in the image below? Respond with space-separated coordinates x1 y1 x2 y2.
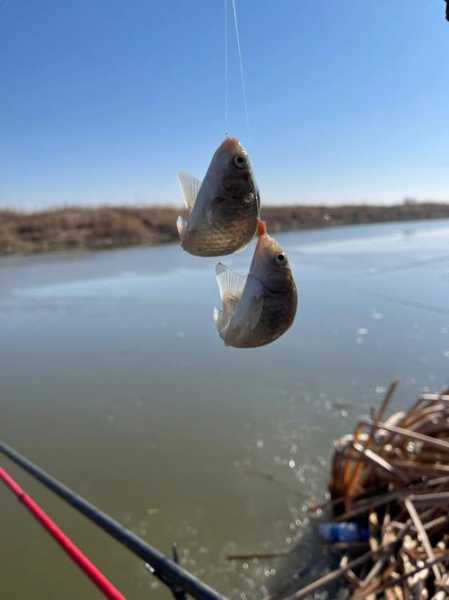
224 0 229 132
224 0 249 130
231 0 249 128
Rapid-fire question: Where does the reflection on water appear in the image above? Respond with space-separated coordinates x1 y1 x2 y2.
1 219 449 599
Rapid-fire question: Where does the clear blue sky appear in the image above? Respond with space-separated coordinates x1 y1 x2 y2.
1 0 448 209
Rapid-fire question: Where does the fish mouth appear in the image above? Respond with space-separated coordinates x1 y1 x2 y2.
250 232 277 273
219 136 245 155
255 231 277 255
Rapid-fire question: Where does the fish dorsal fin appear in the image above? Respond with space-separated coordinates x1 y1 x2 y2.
215 263 247 301
177 172 202 210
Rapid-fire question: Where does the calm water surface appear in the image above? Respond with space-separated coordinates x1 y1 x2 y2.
1 220 449 599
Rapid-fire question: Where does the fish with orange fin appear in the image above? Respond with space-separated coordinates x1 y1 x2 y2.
177 137 260 257
214 220 298 348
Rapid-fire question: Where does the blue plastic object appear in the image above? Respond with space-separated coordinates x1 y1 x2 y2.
318 522 370 543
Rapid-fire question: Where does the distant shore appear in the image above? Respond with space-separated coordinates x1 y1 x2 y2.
1 202 449 256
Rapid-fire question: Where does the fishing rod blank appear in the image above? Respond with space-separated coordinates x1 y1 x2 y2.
0 467 126 600
0 440 225 600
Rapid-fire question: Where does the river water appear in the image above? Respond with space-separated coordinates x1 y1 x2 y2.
1 219 449 599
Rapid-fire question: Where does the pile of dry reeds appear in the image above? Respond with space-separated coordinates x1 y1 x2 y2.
299 381 449 599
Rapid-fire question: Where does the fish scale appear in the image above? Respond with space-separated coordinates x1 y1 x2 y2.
189 199 258 256
246 285 298 348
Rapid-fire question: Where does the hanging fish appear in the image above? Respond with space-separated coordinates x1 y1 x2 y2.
177 137 260 257
214 221 297 348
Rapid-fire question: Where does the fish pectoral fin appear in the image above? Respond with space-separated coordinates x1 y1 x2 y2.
177 171 202 210
215 263 247 301
176 216 187 240
231 276 264 331
247 294 264 330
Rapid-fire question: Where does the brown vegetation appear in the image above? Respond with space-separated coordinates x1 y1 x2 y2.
1 202 449 256
289 384 449 599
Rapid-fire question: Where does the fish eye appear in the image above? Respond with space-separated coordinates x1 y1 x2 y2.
275 253 286 264
234 154 247 169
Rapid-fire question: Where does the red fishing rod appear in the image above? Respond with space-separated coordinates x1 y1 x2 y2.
0 467 126 600
0 440 224 600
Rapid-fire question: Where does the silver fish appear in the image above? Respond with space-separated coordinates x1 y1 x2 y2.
214 222 298 348
177 137 260 257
